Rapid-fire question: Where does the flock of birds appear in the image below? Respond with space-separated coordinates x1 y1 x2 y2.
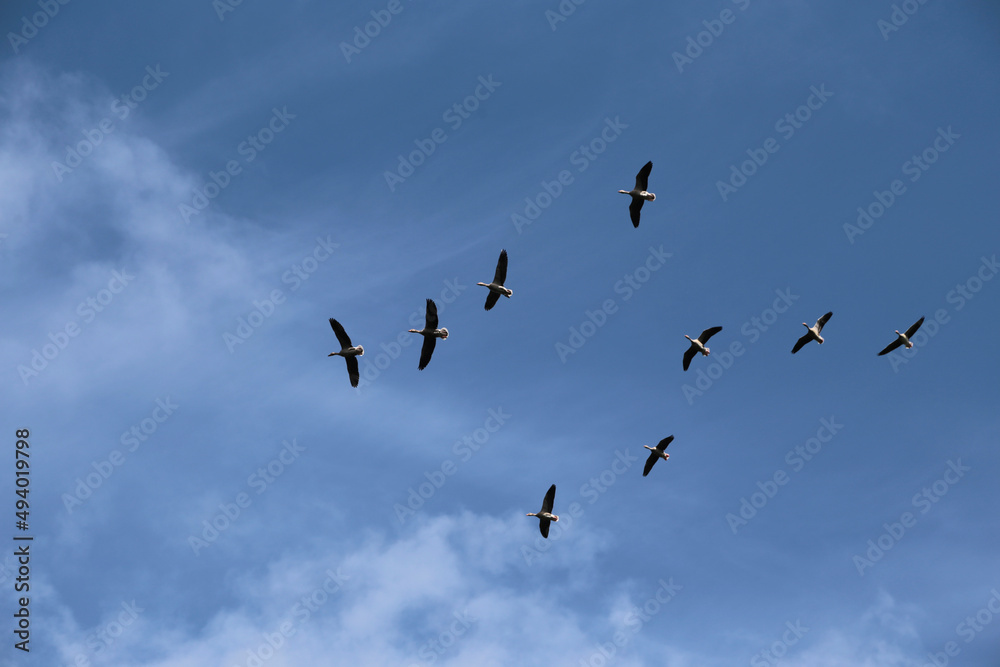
328 161 929 538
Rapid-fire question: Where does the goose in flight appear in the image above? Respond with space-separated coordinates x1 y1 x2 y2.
408 299 449 370
328 318 364 387
683 326 723 371
878 316 924 356
643 436 674 477
792 312 833 354
477 249 512 311
526 484 559 538
618 161 655 228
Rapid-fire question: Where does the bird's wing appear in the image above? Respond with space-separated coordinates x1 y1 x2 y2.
345 356 360 387
493 249 508 285
425 299 438 330
643 451 658 477
629 196 643 228
791 333 810 354
815 311 833 333
878 339 902 356
484 291 501 311
905 316 925 338
329 318 353 349
541 484 556 513
683 344 697 371
539 518 551 538
418 335 436 370
657 435 674 451
634 161 652 191
700 326 723 343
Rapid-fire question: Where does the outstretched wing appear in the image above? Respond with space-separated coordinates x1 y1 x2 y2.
699 326 723 343
345 356 360 387
877 338 902 356
634 161 652 192
683 344 697 371
424 299 438 330
539 517 551 538
484 291 501 311
541 484 556 513
418 336 436 370
815 311 833 333
657 436 674 452
629 196 643 228
643 451 658 477
904 316 925 338
329 318 353 349
493 249 508 286
791 333 810 354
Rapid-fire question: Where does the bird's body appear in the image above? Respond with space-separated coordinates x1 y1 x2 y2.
477 249 512 311
408 299 449 370
792 312 833 354
526 484 559 538
327 318 364 387
643 436 674 477
683 326 723 371
878 316 925 356
619 161 656 228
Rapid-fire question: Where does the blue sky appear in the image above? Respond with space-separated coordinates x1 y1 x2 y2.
2 0 999 665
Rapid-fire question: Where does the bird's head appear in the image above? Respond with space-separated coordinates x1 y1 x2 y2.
327 352 336 357
684 334 693 342
618 189 630 195
408 329 420 334
802 322 809 328
477 282 488 288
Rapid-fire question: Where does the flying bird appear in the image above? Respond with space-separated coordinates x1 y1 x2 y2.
327 319 364 387
618 161 656 228
792 312 833 354
526 484 559 538
643 436 674 477
477 249 512 311
683 326 723 371
408 299 449 370
877 316 925 356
